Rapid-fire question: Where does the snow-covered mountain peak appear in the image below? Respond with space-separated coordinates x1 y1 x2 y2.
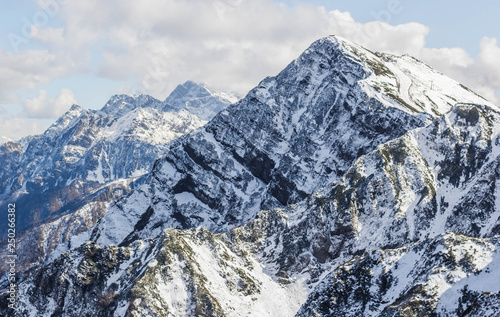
5 34 500 317
0 81 238 283
97 82 239 121
97 107 205 145
166 80 212 101
89 36 458 247
164 80 240 120
81 36 499 254
43 104 91 138
100 94 164 116
68 104 81 111
299 35 493 118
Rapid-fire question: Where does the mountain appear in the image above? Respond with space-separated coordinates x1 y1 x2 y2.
0 81 238 278
2 36 499 317
87 35 490 248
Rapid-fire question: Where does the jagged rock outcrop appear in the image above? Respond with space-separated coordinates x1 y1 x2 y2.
231 104 500 281
5 227 306 317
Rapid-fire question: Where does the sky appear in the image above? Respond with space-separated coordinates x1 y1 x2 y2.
1 0 500 142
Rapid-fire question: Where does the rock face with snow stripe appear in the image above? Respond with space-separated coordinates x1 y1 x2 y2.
89 35 491 248
0 81 237 279
295 233 500 317
230 103 500 285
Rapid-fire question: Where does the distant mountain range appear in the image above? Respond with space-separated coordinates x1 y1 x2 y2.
0 81 239 278
1 36 499 317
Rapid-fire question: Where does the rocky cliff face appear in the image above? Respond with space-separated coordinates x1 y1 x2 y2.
234 103 500 280
0 81 237 279
1 36 498 317
228 103 500 309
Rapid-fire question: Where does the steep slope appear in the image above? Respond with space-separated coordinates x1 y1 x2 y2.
6 103 500 316
88 36 491 249
0 82 237 277
232 103 500 316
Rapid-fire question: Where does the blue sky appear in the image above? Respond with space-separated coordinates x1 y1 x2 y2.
1 0 499 141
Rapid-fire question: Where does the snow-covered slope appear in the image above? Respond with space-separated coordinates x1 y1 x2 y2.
7 103 500 315
229 102 499 277
9 227 307 317
100 94 165 117
0 81 237 278
348 44 493 116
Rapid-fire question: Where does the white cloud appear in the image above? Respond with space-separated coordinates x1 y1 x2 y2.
50 0 436 96
476 37 500 97
44 0 500 103
23 88 77 118
0 117 45 143
30 25 65 47
0 48 82 102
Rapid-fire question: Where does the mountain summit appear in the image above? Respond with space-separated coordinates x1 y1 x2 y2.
99 80 239 120
90 35 492 247
100 94 164 117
